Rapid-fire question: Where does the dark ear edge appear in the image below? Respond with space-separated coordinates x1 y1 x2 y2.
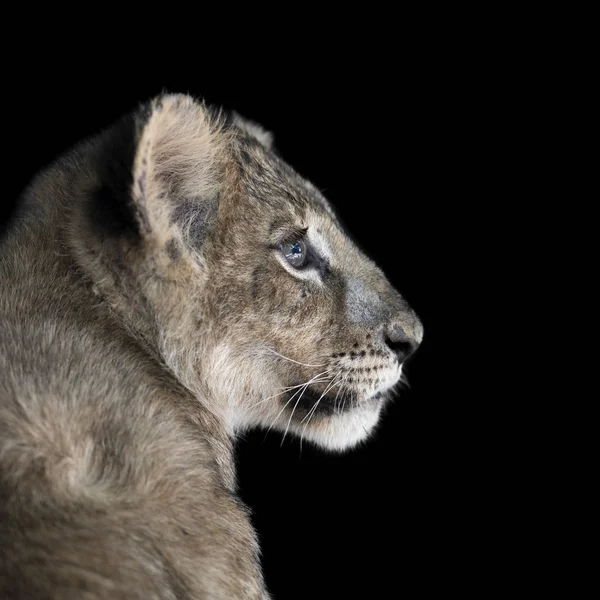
86 94 227 248
87 103 152 239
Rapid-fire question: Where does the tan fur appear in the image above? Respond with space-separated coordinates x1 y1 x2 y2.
0 93 422 598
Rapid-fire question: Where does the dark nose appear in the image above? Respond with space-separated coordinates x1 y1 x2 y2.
383 323 420 364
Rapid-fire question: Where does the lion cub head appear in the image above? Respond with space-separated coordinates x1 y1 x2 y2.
76 94 423 451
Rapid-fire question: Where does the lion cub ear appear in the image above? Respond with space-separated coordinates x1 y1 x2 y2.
90 94 226 250
231 112 274 149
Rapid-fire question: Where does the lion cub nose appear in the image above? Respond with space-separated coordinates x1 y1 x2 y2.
383 323 421 364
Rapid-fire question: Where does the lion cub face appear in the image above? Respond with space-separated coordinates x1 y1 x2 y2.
85 95 423 451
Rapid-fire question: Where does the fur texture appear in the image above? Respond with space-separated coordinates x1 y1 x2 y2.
0 94 423 599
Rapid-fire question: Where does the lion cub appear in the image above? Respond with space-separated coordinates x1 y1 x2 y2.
0 94 422 599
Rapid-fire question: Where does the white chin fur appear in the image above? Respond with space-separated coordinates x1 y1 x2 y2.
294 401 383 452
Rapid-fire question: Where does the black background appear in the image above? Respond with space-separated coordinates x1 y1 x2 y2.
1 40 514 599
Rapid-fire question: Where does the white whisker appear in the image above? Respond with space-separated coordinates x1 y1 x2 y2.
265 348 326 368
400 372 411 389
333 369 351 412
303 367 355 437
300 374 342 425
262 369 335 440
299 378 343 443
248 375 332 409
281 378 315 447
300 373 343 452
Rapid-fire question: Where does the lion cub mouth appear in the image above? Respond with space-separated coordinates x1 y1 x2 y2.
288 388 387 418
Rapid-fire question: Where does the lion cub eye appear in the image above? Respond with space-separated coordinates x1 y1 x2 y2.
281 240 307 268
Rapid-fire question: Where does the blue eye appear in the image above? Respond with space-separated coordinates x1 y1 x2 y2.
281 240 307 268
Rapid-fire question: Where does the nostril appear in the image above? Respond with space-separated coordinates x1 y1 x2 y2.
383 325 419 364
384 336 417 364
